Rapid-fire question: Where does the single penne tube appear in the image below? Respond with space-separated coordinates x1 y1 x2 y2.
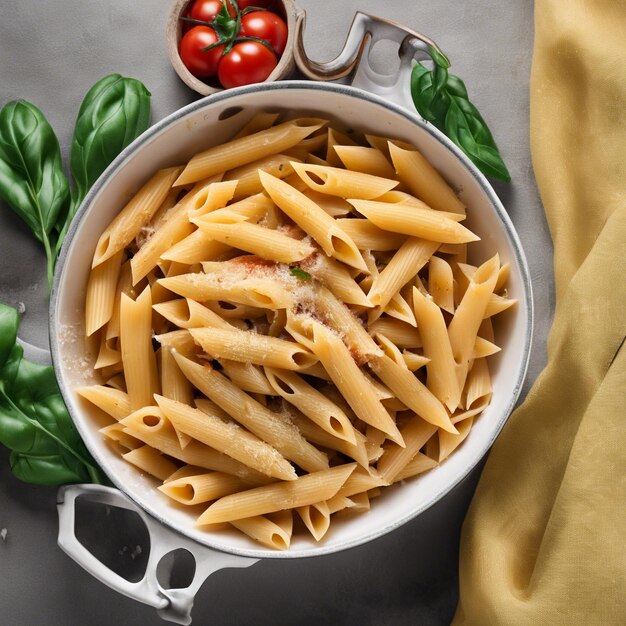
219 360 275 395
153 298 231 330
438 417 474 462
291 162 398 200
189 327 319 371
448 255 499 389
100 422 143 451
379 291 417 327
368 317 422 348
94 335 121 370
131 179 236 284
473 336 501 359
264 368 357 445
158 273 294 309
309 320 404 446
154 329 198 355
375 191 466 221
289 411 369 468
495 262 510 293
315 286 383 359
334 145 397 179
159 471 247 505
230 515 292 550
335 466 387 498
412 286 461 412
484 293 517 318
464 358 493 410
336 218 407 251
120 287 159 410
302 254 371 307
77 385 132 421
194 220 314 263
296 501 331 541
159 229 232 265
105 261 133 340
259 171 368 272
121 406 271 484
173 353 329 472
377 416 438 483
160 346 193 405
326 494 356 514
85 250 124 336
368 238 439 309
428 255 455 313
402 350 430 371
196 463 356 525
392 452 438 482
122 445 179 481
155 396 297 481
164 464 205 483
326 127 359 166
175 118 327 185
204 300 265 321
92 166 182 267
348 199 479 244
302 189 353 218
369 354 457 433
451 399 490 425
388 142 466 215
224 154 299 200
232 111 281 139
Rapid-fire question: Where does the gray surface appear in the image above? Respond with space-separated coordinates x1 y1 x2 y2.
0 1 552 624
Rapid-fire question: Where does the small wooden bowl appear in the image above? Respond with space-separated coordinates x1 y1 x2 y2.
166 0 297 96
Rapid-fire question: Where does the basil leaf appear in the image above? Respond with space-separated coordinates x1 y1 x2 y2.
0 303 105 486
0 100 70 285
0 305 18 368
410 62 511 182
68 74 151 213
289 267 311 280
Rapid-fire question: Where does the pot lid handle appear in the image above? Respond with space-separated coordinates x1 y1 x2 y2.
57 484 258 624
294 10 448 114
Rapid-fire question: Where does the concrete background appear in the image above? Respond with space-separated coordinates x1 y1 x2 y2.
0 1 552 624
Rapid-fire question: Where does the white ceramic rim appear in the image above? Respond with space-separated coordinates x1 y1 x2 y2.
50 80 533 560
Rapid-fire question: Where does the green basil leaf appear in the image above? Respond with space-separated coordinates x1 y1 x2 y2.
445 96 511 182
410 63 511 182
69 74 151 210
289 267 311 280
0 303 105 485
0 100 70 285
0 304 18 369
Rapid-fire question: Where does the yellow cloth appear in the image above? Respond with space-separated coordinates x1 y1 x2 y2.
454 1 626 624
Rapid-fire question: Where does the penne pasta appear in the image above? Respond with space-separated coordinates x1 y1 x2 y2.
122 445 179 481
85 251 124 336
197 463 356 525
175 118 327 185
159 471 247 505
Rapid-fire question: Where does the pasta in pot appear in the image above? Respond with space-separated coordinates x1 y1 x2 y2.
77 112 516 550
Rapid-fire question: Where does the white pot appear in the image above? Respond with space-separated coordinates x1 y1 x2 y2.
50 16 532 624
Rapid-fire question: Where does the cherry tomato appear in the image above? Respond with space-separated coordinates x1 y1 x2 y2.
240 11 288 57
188 0 235 23
218 41 278 88
179 26 224 78
237 0 276 9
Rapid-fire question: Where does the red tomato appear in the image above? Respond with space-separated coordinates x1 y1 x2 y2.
179 26 224 78
237 0 276 9
188 0 235 22
240 11 288 57
218 41 278 88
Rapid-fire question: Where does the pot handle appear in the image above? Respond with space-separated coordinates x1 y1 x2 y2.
57 484 259 625
294 10 447 113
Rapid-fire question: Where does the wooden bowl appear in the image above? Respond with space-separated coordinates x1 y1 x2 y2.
166 0 297 96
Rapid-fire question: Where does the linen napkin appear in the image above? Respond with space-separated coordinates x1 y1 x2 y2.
453 0 626 623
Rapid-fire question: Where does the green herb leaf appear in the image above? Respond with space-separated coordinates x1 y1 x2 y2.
0 303 105 485
61 74 151 246
410 59 511 182
290 267 311 280
0 100 70 286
